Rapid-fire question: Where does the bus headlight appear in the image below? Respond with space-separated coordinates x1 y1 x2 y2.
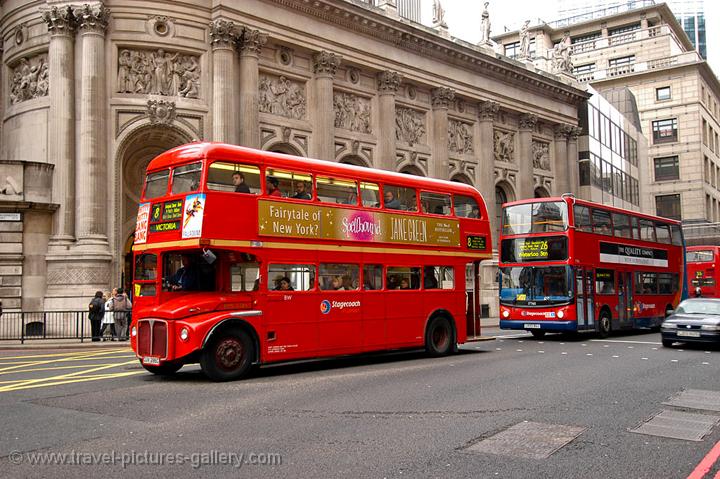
557 310 565 319
131 327 137 337
179 327 190 341
502 310 510 318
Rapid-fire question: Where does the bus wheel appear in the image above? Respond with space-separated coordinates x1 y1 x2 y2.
662 339 675 348
425 316 454 356
530 330 546 338
598 312 611 339
141 361 182 376
200 329 254 381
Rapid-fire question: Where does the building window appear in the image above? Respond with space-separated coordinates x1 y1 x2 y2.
571 32 601 44
656 86 671 101
609 55 635 68
656 194 681 220
652 118 678 143
654 156 679 182
573 63 596 75
608 23 640 36
504 42 519 59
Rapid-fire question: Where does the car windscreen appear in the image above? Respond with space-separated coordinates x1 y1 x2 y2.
675 300 720 316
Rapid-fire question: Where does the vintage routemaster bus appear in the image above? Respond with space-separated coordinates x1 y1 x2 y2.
130 142 492 380
687 246 720 297
498 195 686 337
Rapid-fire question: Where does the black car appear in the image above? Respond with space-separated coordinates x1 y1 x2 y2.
661 298 720 347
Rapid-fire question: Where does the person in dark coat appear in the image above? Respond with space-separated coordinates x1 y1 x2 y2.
88 291 105 342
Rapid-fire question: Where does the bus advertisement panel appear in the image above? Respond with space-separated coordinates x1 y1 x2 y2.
498 196 685 338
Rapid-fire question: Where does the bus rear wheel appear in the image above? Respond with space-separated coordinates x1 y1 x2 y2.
530 330 546 338
425 316 454 357
598 312 611 339
200 329 255 381
141 361 183 376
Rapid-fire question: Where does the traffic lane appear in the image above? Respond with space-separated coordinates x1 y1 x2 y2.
2 337 719 478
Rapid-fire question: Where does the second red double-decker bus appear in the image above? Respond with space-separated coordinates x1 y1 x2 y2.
498 195 686 337
130 143 492 380
687 246 720 297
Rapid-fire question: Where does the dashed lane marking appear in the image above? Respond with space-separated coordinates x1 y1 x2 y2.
591 339 662 345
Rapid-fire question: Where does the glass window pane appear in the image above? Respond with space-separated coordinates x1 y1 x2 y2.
265 169 312 199
319 264 360 291
454 195 480 218
424 266 454 290
145 170 170 199
635 272 658 294
386 266 421 290
421 192 451 215
655 222 671 243
363 264 383 290
268 264 315 291
574 205 593 232
596 269 615 295
230 255 260 292
360 182 380 208
171 162 202 195
639 219 656 242
612 213 631 238
316 177 358 205
592 209 612 235
384 185 417 211
134 253 157 281
207 161 261 194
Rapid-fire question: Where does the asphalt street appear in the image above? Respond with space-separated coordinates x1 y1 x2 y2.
0 329 718 478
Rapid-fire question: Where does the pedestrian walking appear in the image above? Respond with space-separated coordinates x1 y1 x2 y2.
100 290 117 341
88 291 105 342
110 287 132 341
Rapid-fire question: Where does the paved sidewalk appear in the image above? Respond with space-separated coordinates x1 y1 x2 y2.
0 339 132 351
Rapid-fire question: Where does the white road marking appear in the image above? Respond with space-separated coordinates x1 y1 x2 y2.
591 339 662 345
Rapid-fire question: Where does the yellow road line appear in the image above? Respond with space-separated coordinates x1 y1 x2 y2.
0 350 134 375
0 360 138 393
0 370 145 392
0 348 128 360
0 362 137 376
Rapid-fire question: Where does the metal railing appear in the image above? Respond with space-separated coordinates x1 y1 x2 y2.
0 311 124 343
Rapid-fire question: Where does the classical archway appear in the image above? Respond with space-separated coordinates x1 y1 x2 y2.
495 182 515 244
267 142 302 156
451 173 473 185
400 165 425 176
116 124 192 290
534 186 550 198
339 155 369 167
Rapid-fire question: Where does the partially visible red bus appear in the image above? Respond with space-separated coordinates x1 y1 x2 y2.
687 246 720 297
498 196 686 337
130 143 492 380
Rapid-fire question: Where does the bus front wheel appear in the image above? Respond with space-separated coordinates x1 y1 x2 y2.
200 329 255 381
530 330 546 338
598 312 611 339
141 360 183 376
425 316 454 356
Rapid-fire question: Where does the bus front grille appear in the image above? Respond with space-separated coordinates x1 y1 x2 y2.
137 319 168 358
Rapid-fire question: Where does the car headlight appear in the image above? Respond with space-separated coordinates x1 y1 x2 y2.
701 325 720 331
661 323 677 329
131 326 137 337
557 310 564 319
180 327 189 341
502 310 510 318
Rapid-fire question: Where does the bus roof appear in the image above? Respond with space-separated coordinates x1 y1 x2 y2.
502 196 682 226
687 245 720 251
147 142 485 199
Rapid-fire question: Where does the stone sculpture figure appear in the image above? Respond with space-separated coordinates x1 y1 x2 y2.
9 55 48 104
518 20 531 59
480 2 491 44
551 33 573 74
494 130 515 163
117 48 200 98
432 0 448 28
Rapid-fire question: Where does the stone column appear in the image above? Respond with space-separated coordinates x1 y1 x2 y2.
377 71 402 170
74 3 110 248
43 6 76 247
567 126 582 194
553 124 571 195
430 87 455 179
238 28 267 149
518 113 537 200
311 51 341 160
476 101 499 240
210 19 240 144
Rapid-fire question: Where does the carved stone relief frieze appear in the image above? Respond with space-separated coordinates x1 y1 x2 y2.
448 120 474 155
259 74 307 120
9 54 49 105
493 129 515 163
117 48 200 98
532 140 551 171
395 107 425 146
333 92 371 134
147 99 176 125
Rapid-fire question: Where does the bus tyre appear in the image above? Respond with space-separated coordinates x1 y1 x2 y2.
598 312 611 339
425 316 454 357
141 361 183 376
200 329 255 382
530 330 546 338
662 339 674 348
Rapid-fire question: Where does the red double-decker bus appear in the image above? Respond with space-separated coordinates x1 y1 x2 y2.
687 246 720 297
498 196 686 337
130 143 492 380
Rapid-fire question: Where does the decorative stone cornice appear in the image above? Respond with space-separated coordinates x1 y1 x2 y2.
74 3 110 34
312 51 342 76
377 71 402 94
554 123 573 139
478 100 499 120
519 113 538 130
42 6 76 37
431 87 455 109
568 126 583 140
239 28 268 56
209 19 239 50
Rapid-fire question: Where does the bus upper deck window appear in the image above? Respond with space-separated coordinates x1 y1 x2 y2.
207 161 261 194
454 195 480 218
360 182 380 208
421 192 451 216
316 177 358 205
171 162 202 195
144 170 170 199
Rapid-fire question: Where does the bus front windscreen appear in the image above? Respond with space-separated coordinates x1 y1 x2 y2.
687 250 714 263
502 201 568 235
499 266 573 306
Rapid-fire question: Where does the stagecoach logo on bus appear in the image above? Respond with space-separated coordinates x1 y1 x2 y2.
258 200 460 247
521 310 556 318
320 300 361 314
182 193 206 239
599 242 668 268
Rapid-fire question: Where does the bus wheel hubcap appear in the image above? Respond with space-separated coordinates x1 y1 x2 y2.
216 338 243 370
433 326 449 349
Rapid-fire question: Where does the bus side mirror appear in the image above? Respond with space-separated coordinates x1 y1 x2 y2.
202 248 217 264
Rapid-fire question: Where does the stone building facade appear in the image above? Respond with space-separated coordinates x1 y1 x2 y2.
1 0 587 313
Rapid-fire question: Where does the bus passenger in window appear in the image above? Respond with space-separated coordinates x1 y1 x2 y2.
469 207 480 219
292 181 311 200
331 276 345 290
342 275 355 290
399 278 410 289
274 276 293 291
170 255 198 291
232 171 250 193
384 191 401 209
267 177 282 197
424 267 438 289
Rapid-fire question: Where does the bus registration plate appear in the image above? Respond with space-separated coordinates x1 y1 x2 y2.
677 331 700 338
143 356 161 365
524 323 541 329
